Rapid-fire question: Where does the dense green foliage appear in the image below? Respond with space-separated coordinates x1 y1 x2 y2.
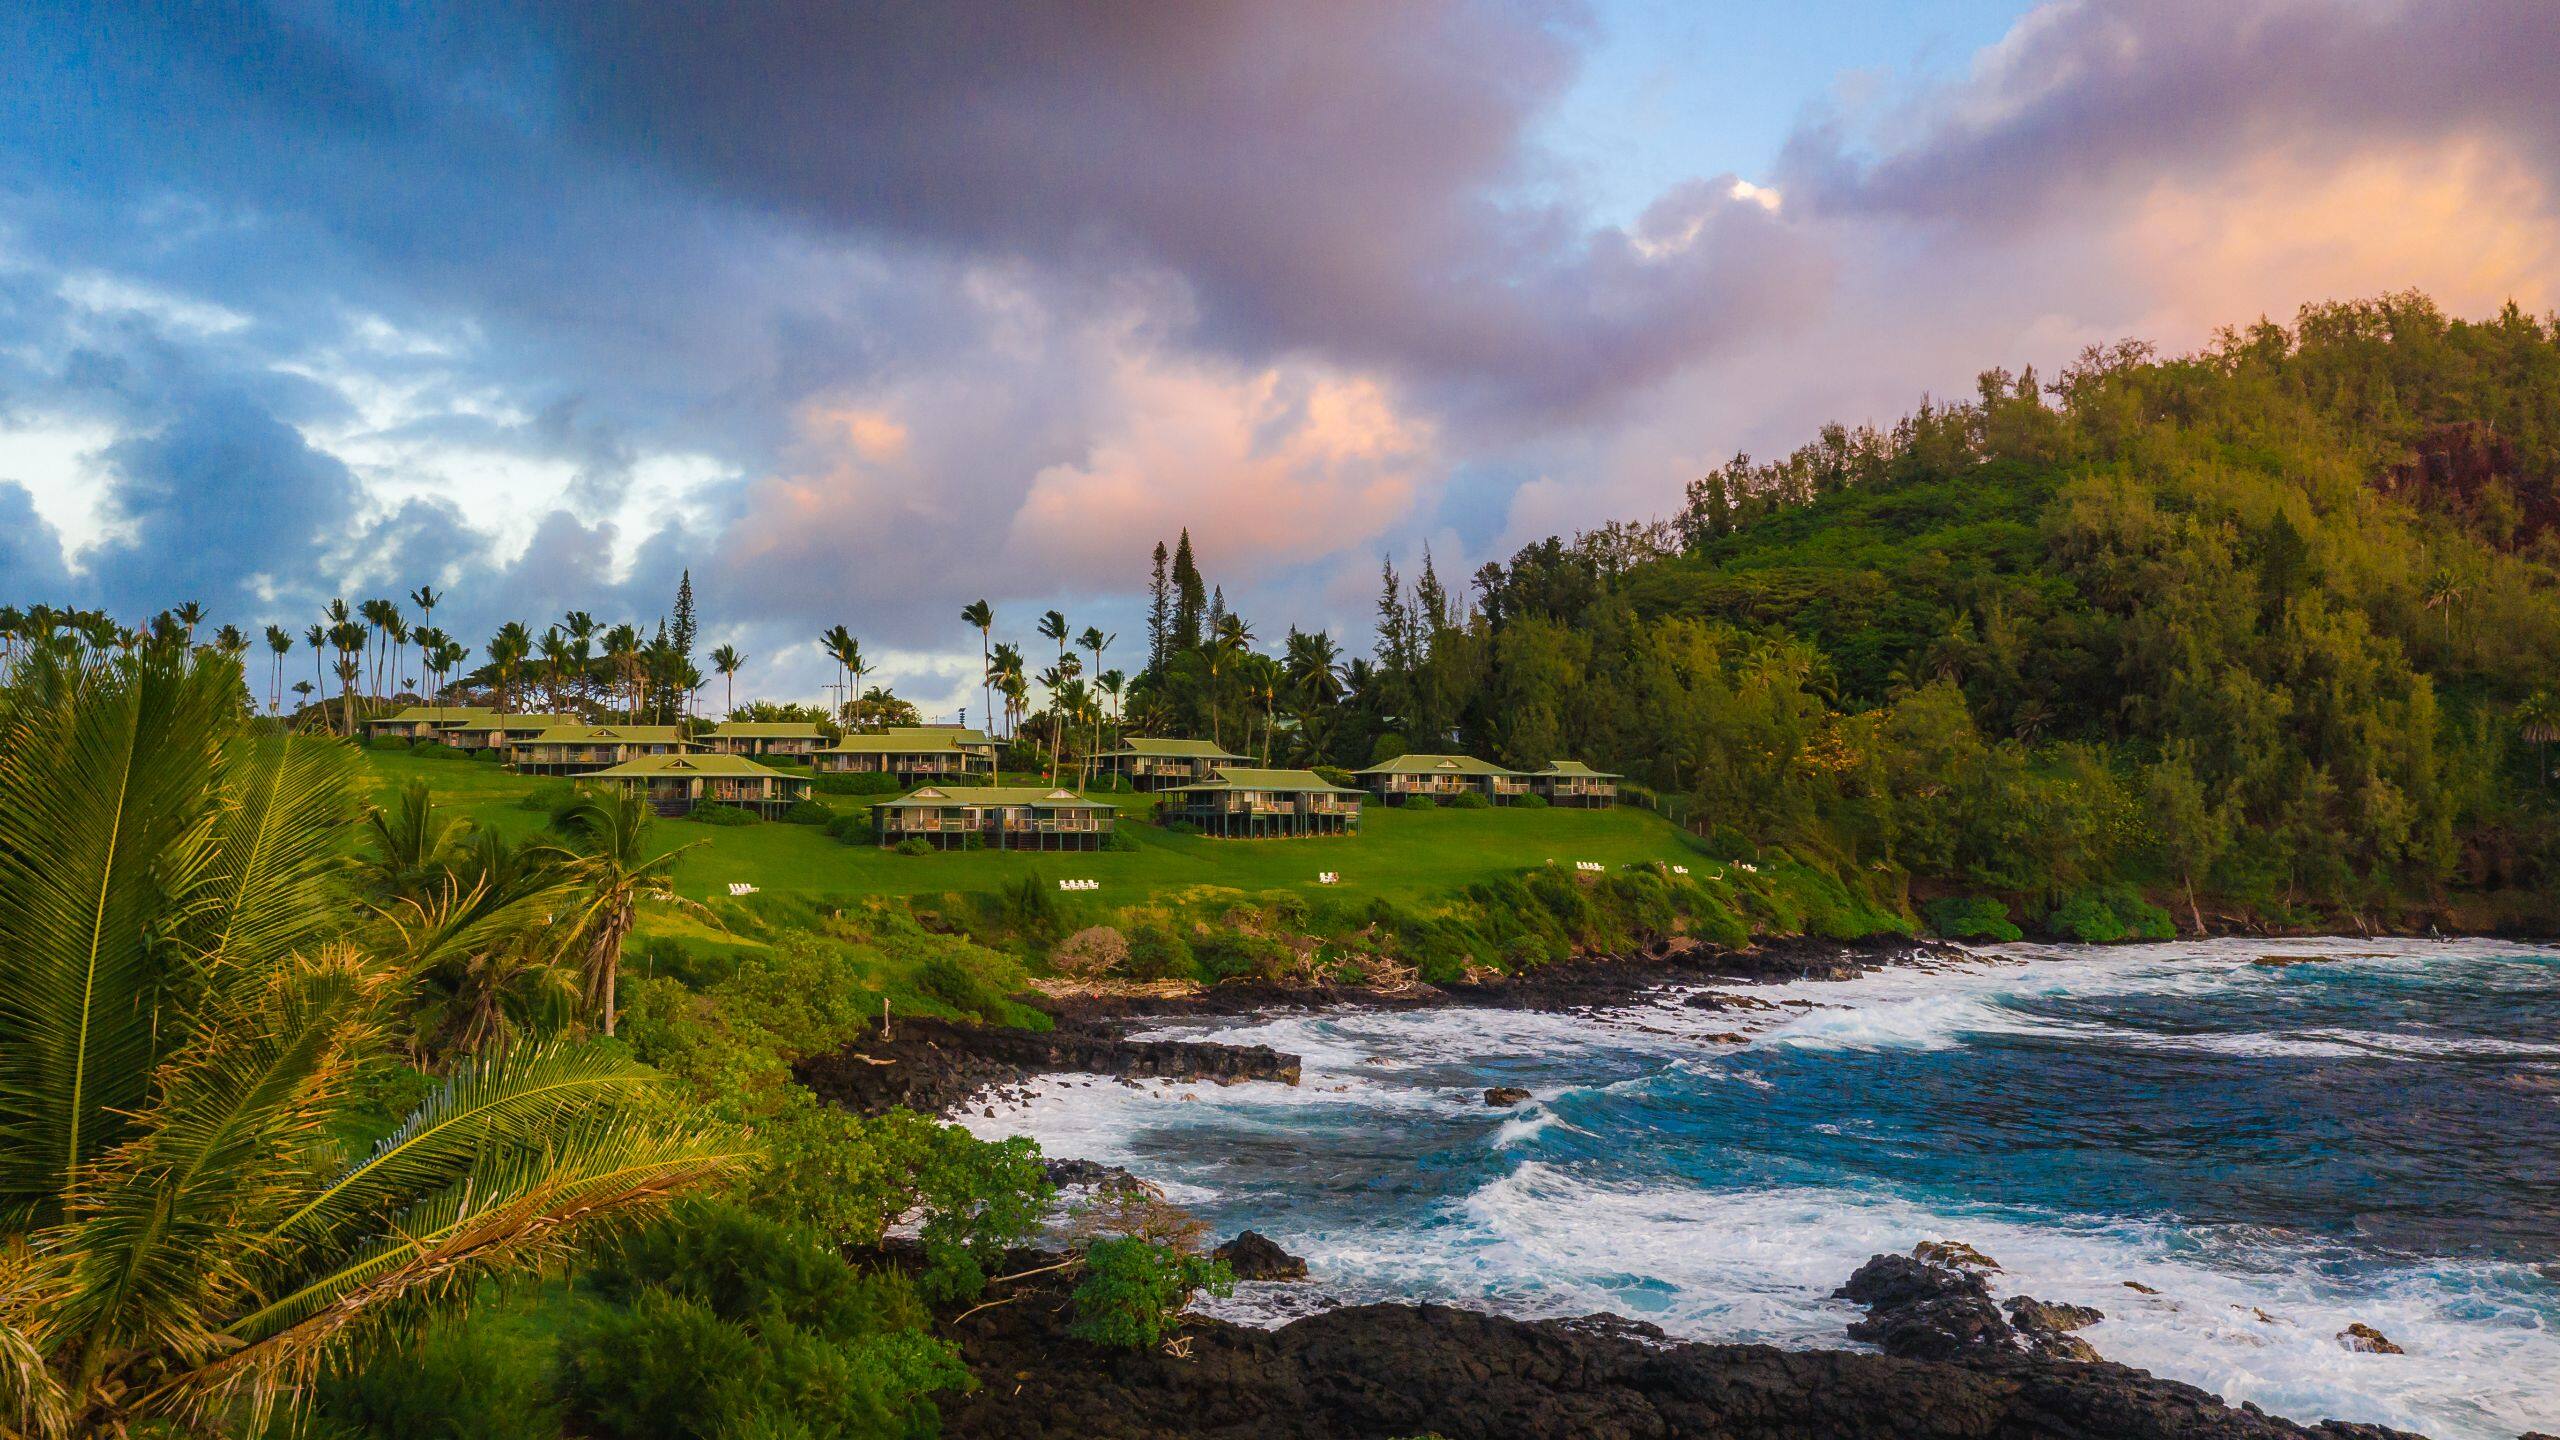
1066 1239 1235 1351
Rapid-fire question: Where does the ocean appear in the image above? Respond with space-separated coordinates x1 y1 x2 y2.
961 938 2560 1437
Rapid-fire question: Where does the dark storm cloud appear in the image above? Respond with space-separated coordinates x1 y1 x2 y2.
89 391 363 614
519 0 1805 417
1783 0 2560 227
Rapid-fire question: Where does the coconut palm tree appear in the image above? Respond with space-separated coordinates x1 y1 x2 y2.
1076 627 1114 788
172 600 206 644
841 636 869 732
2421 567 2464 647
987 643 1026 740
488 622 533 712
264 625 292 713
710 644 745 716
329 619 368 736
2519 691 2560 790
304 623 326 702
817 626 857 719
960 600 993 735
553 789 705 1037
601 624 640 719
385 614 413 697
0 647 743 1435
1205 613 1254 748
359 599 399 696
410 584 442 648
1037 611 1070 780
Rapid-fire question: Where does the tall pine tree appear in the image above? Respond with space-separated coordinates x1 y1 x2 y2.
1171 529 1206 651
1147 540 1171 673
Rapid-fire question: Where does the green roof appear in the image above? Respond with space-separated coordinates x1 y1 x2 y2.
589 754 807 780
378 706 495 724
822 732 978 755
521 725 692 745
1535 760 1620 778
1109 737 1242 760
874 785 1111 811
448 712 579 732
710 721 826 738
1352 753 1522 777
1167 767 1359 795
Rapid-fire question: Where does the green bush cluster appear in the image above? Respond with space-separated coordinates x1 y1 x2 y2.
1066 1238 1234 1351
1311 765 1359 788
893 837 934 856
1400 795 1437 810
1923 895 2023 942
778 798 833 825
411 739 469 760
1442 791 1490 809
560 1200 968 1440
2043 885 2176 944
686 802 760 827
1124 924 1196 981
1510 792 1549 809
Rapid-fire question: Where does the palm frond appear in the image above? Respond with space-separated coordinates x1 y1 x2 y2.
50 947 384 1375
0 651 237 1221
0 1240 74 1440
163 1115 750 1427
257 1042 669 1251
195 736 359 981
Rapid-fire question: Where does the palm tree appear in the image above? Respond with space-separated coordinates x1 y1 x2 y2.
410 584 442 649
817 626 857 719
1076 627 1115 788
172 600 206 644
988 643 1026 741
711 644 745 716
0 647 744 1434
488 622 533 712
842 636 870 732
264 625 292 713
304 622 326 702
1098 668 1126 771
329 619 368 736
1205 613 1254 748
385 614 413 697
601 624 641 719
961 600 994 736
1284 628 1345 708
554 789 705 1036
359 599 400 697
2519 691 2560 790
2421 568 2464 647
1036 611 1069 779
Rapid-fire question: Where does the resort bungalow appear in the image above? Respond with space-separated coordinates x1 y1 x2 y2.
704 720 826 760
1353 753 1530 805
872 785 1116 850
510 724 699 776
1529 760 1620 808
1159 767 1362 838
587 753 813 819
443 712 580 755
1097 737 1245 791
364 705 494 744
816 725 997 784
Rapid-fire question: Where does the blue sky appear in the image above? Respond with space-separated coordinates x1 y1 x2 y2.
0 1 2552 714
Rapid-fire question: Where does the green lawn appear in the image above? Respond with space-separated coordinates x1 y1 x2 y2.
357 750 1708 905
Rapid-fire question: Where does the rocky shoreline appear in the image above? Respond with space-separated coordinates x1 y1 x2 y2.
929 1241 2431 1440
813 938 2489 1440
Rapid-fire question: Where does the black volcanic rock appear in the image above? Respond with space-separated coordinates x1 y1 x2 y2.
1212 1230 1308 1281
1484 1086 1533 1106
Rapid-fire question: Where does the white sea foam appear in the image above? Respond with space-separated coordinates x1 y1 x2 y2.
1202 1166 2560 1440
959 938 2560 1439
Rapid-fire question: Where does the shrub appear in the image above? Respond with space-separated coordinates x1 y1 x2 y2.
1124 925 1197 981
1443 791 1490 809
825 810 875 845
995 872 1060 941
687 802 760 826
894 837 935 856
367 736 413 752
1105 825 1141 851
915 953 1017 1021
779 798 833 825
1192 930 1293 983
314 1311 560 1440
1066 1238 1234 1350
1053 926 1131 980
1400 795 1437 811
473 746 502 761
814 771 904 796
1159 817 1200 836
2044 893 2125 944
563 1201 968 1440
1311 765 1358 789
412 739 468 760
1925 896 2023 942
1510 792 1549 809
520 779 583 818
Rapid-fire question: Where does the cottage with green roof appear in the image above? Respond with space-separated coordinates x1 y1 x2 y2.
1352 752 1529 805
510 724 699 776
1159 767 1362 838
443 712 580 755
815 725 996 784
873 784 1115 850
587 753 814 819
1098 736 1246 791
364 705 495 743
1529 759 1620 807
705 720 826 760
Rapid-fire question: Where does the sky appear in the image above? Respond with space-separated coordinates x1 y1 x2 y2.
2 0 2555 715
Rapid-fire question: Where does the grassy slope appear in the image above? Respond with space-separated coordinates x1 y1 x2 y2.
357 750 1709 906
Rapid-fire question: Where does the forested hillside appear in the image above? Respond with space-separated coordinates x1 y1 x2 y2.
1409 294 2559 930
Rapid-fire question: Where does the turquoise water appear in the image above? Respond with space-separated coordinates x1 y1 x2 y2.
966 939 2560 1438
